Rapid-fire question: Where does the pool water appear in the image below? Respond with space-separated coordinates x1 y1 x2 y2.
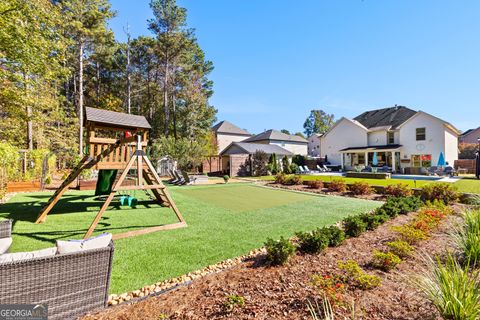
391 174 442 181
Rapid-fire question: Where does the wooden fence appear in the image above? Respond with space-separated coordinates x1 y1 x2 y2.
454 159 476 174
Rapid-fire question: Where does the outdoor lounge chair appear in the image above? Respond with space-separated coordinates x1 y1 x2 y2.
0 219 114 320
317 165 326 172
167 169 177 183
303 166 312 174
361 166 372 173
297 166 306 174
322 164 332 172
173 170 186 185
181 171 197 185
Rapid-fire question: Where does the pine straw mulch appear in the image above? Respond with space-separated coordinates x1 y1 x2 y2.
83 208 463 320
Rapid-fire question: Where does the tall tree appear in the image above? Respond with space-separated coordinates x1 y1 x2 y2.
303 109 335 137
59 0 115 154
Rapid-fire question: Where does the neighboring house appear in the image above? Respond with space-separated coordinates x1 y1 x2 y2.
459 127 480 144
321 106 460 173
220 142 293 177
307 133 322 157
242 129 308 156
211 120 252 153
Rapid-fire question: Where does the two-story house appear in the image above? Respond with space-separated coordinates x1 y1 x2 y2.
242 129 308 156
307 133 322 157
459 127 480 144
211 120 252 153
321 106 460 173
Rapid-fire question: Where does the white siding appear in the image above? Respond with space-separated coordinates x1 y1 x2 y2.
321 118 368 165
444 127 459 165
308 135 322 156
216 133 250 153
269 141 308 155
398 113 448 168
368 130 387 146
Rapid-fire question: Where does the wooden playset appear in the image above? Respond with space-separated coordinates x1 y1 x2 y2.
36 107 186 239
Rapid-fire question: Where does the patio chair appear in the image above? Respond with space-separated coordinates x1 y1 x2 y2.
317 165 326 172
361 166 372 173
174 170 187 185
322 164 332 172
444 166 457 177
297 166 306 174
167 169 177 183
303 166 312 174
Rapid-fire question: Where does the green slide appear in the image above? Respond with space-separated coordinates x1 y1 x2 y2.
95 169 118 196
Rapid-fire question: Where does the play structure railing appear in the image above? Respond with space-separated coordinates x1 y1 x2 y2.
88 137 148 170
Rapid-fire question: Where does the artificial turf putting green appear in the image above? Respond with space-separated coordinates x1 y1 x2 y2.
1 183 381 294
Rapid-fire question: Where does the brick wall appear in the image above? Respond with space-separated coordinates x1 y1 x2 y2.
229 155 251 177
201 156 222 174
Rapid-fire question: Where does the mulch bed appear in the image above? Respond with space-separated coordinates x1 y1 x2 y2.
83 208 462 320
267 182 387 201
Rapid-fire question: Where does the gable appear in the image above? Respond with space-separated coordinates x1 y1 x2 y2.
353 106 417 129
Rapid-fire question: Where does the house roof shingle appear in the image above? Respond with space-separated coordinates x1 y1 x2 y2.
243 129 308 143
212 120 251 136
85 107 151 130
221 142 293 156
353 106 417 130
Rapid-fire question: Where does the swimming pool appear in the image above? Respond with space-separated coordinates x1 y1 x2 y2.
391 174 442 181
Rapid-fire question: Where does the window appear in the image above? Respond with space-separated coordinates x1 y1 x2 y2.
411 154 431 167
387 132 395 144
416 127 426 141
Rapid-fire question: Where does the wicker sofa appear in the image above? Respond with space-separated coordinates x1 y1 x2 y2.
0 219 114 320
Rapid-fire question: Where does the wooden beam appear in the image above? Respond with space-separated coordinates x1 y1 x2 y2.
84 192 115 239
114 184 164 191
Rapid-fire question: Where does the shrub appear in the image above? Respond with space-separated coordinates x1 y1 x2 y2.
292 154 306 167
359 213 383 230
371 250 402 271
296 229 329 254
386 240 414 258
324 225 346 247
375 212 391 224
337 260 381 290
223 175 230 183
375 196 423 217
274 172 286 184
460 193 480 206
343 216 367 237
416 254 480 320
223 294 245 312
252 150 269 176
420 183 459 205
311 274 345 305
284 175 303 185
328 179 347 192
391 225 429 244
308 180 324 189
454 209 480 267
384 183 412 197
264 237 296 265
281 155 291 174
349 181 373 195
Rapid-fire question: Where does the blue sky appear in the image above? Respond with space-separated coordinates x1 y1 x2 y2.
109 0 480 134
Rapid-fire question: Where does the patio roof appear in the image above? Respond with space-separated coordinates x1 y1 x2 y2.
339 144 402 152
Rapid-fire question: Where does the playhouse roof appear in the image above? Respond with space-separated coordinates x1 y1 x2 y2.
85 107 151 130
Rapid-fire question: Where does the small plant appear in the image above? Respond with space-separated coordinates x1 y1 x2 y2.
454 209 480 266
264 237 296 265
158 313 168 319
308 180 324 189
358 213 383 230
223 175 230 183
384 183 412 197
337 260 381 290
307 296 335 320
386 240 414 258
284 175 303 186
375 196 423 217
311 274 345 305
44 175 52 185
324 225 345 247
420 183 459 204
371 250 402 271
223 294 245 312
460 193 480 206
349 181 373 195
328 179 347 193
342 216 367 237
274 172 286 184
416 254 480 320
375 212 391 224
391 225 428 244
296 229 329 254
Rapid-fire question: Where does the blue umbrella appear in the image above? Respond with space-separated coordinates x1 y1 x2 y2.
437 152 446 167
372 151 378 166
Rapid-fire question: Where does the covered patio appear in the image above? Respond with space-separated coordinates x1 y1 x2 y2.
339 144 402 172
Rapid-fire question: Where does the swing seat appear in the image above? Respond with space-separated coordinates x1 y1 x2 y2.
120 195 128 206
128 196 138 208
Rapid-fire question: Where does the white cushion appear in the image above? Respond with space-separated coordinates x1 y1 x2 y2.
56 233 112 254
0 247 57 264
0 237 12 254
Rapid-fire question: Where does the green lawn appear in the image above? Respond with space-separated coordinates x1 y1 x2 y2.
453 177 480 194
0 184 380 294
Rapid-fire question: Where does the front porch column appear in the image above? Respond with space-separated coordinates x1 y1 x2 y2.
391 151 396 173
340 153 344 170
364 152 368 167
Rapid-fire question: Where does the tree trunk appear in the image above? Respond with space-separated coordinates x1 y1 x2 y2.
163 59 169 136
96 60 100 106
24 73 33 150
78 41 84 156
172 90 177 139
126 36 131 114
